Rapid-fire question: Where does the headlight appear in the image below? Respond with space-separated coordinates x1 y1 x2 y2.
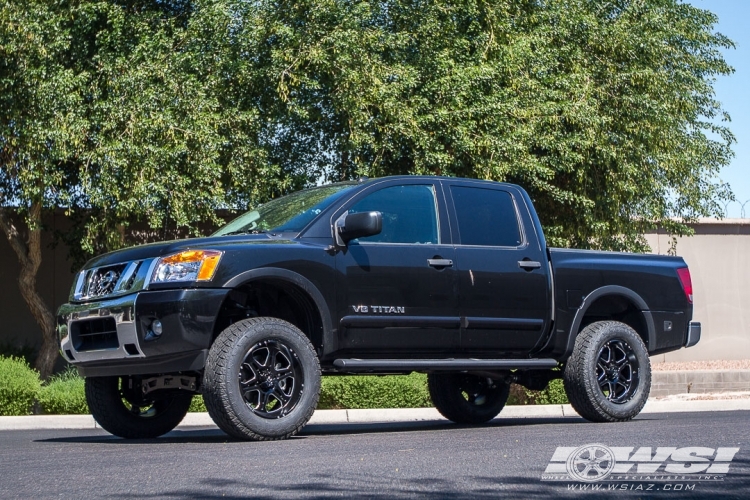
151 250 223 283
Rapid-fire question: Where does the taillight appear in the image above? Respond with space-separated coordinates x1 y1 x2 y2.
676 267 693 304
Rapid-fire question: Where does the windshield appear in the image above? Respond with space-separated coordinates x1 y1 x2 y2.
213 183 357 236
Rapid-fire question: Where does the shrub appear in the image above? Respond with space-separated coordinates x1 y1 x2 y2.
38 367 88 415
0 356 42 416
318 373 432 409
188 374 433 412
507 379 569 405
189 396 207 413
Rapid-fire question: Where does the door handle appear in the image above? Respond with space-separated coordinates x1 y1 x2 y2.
518 260 542 270
428 259 453 268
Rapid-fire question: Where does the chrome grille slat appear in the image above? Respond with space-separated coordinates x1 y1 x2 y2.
87 264 127 297
72 259 152 301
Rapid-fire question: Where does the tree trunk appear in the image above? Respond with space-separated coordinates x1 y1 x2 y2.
0 202 58 380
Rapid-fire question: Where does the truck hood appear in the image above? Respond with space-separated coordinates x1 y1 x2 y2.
82 234 292 270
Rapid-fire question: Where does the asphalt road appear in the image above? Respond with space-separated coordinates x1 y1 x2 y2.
1 411 749 499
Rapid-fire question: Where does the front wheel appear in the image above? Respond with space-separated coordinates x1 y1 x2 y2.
428 373 510 424
563 321 651 422
202 317 321 440
85 376 193 439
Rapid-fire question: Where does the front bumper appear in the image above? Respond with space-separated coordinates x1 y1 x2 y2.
58 288 229 377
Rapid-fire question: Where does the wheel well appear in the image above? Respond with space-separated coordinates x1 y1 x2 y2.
578 295 649 349
212 279 324 352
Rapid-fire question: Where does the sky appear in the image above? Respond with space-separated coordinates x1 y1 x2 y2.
690 0 750 218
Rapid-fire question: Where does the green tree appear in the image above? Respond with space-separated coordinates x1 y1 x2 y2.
257 0 735 249
0 0 295 378
1 0 91 378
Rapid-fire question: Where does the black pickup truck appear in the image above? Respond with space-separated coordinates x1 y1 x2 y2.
57 176 700 440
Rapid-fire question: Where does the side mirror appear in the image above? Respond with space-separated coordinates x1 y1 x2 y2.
337 211 382 244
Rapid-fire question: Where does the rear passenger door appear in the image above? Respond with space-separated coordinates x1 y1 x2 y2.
444 180 551 354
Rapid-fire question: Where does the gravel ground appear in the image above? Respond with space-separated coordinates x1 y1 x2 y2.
653 391 750 401
651 359 750 371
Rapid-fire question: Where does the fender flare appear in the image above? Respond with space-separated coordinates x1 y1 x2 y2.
222 268 334 352
564 285 656 357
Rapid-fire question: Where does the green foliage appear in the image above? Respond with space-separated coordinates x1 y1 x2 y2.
0 356 41 416
0 0 299 269
318 373 432 409
1 0 735 258
255 0 735 251
189 396 207 413
37 367 88 415
507 380 569 406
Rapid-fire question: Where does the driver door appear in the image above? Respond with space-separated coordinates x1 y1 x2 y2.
334 180 459 355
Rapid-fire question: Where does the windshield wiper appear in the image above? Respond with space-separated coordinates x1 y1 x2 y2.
222 229 268 236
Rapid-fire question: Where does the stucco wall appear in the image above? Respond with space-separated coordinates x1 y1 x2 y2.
645 219 750 363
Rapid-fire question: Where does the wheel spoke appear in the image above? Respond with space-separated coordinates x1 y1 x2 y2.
257 392 271 412
272 387 292 406
241 381 263 393
252 347 270 368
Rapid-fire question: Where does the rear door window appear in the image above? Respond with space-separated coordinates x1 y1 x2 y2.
450 186 522 247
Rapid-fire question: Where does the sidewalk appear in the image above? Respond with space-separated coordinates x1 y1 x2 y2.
2 397 749 431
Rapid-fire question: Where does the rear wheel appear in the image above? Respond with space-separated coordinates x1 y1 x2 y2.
428 373 510 424
563 321 651 422
85 376 192 439
202 317 321 440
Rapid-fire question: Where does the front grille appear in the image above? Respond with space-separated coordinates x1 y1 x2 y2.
85 264 127 297
74 260 144 301
70 317 119 351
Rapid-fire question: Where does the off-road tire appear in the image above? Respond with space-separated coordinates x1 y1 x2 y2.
203 317 321 440
428 372 510 424
563 321 651 422
85 376 193 439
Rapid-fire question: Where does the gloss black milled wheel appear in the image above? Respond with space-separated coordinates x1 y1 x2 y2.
563 321 651 422
596 339 639 404
203 317 321 440
239 339 304 419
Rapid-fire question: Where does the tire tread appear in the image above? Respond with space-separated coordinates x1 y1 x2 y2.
563 320 650 423
202 317 320 441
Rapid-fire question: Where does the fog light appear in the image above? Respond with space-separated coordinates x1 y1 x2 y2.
152 320 163 336
145 319 163 341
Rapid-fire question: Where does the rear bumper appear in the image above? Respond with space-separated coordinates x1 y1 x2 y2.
685 321 701 348
57 288 229 376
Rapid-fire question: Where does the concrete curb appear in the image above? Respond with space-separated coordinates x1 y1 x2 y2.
2 398 749 431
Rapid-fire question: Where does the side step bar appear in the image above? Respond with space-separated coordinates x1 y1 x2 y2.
332 358 559 372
